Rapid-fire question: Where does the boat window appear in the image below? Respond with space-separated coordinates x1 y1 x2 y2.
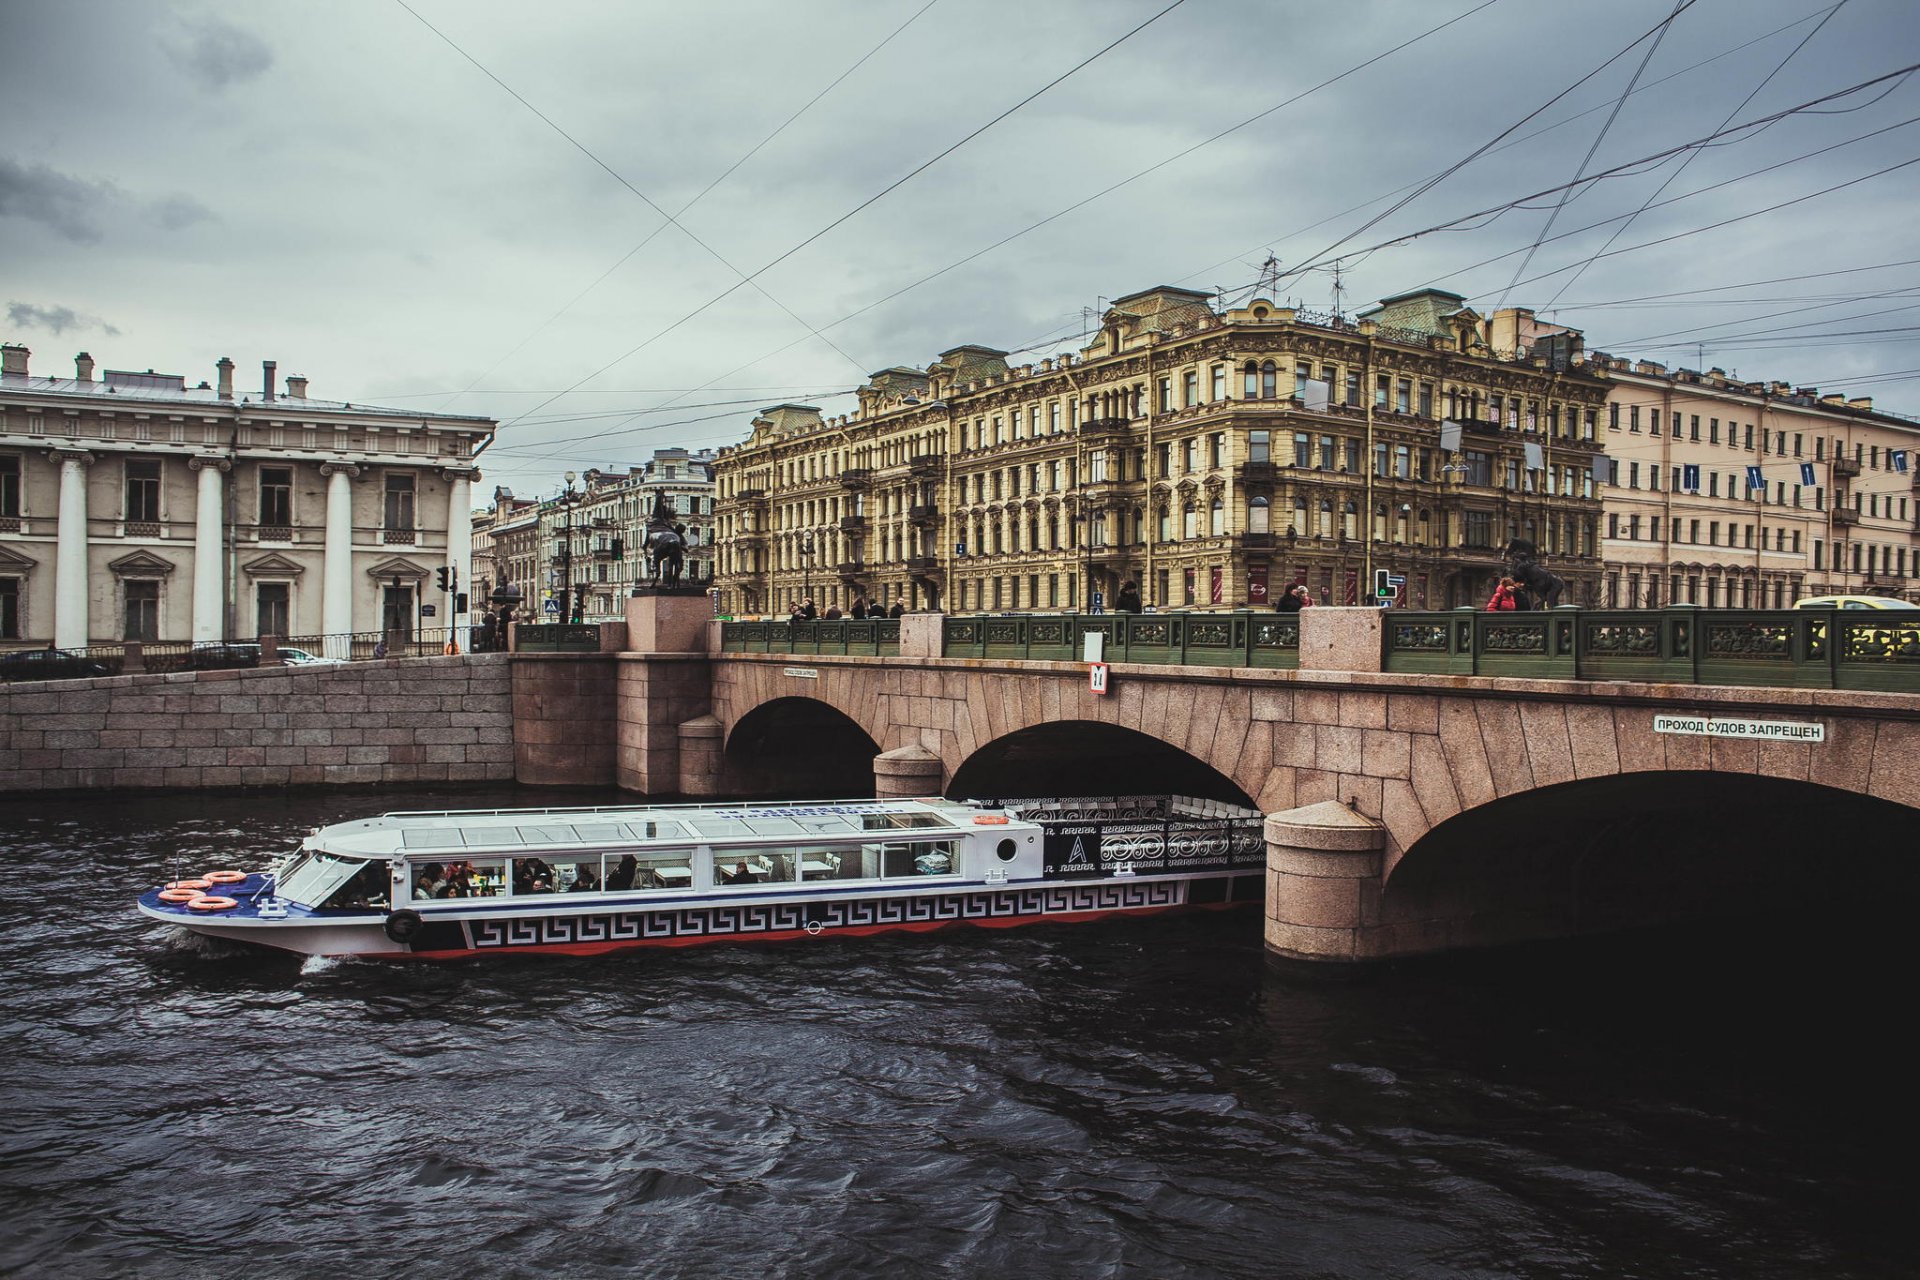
711 848 796 886
277 851 365 906
862 813 953 831
319 862 391 911
867 839 957 878
412 858 506 899
606 852 698 890
508 857 560 895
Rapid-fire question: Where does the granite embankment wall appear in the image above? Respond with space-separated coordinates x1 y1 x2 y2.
0 653 514 794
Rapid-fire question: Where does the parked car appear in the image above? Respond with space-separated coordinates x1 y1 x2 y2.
276 647 342 666
1792 595 1920 610
0 647 110 682
187 642 262 670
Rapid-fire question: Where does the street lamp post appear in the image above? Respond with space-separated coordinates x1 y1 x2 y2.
553 471 578 625
799 531 816 609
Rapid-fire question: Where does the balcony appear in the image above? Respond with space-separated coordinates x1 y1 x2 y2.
736 488 767 504
910 453 941 478
593 544 619 560
906 555 941 574
836 561 865 581
840 468 874 491
1237 532 1274 552
1236 460 1275 485
908 504 938 528
1080 416 1132 439
840 515 868 533
1833 456 1861 478
1832 507 1860 527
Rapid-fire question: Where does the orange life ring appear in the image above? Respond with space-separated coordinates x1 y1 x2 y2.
158 888 205 904
165 878 212 891
189 896 239 912
204 870 247 885
972 814 1010 825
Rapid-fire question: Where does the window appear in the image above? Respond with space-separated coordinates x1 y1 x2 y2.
1293 432 1311 467
1609 403 1620 431
1260 361 1277 399
125 458 161 523
1157 378 1172 413
1394 444 1411 479
0 577 17 639
1243 363 1259 398
259 466 292 527
1463 450 1493 487
124 579 160 640
384 473 415 530
0 455 18 518
1248 495 1270 533
1344 371 1360 407
1210 498 1224 535
1709 418 1720 444
1418 382 1434 417
1210 366 1226 401
1375 375 1390 408
1210 433 1225 468
1248 430 1270 463
1463 510 1493 548
1630 405 1640 432
1182 372 1197 407
257 582 289 638
1319 435 1336 470
1395 379 1411 414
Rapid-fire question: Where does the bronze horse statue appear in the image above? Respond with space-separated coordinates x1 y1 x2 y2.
1503 537 1565 609
641 496 688 587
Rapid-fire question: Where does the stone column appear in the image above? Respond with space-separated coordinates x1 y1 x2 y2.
189 456 230 642
51 449 93 649
320 463 359 659
1264 800 1386 964
677 714 725 796
443 467 475 651
873 744 944 799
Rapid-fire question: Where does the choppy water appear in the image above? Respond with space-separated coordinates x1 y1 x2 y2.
0 787 1911 1279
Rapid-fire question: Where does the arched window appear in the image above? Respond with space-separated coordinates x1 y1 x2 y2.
1183 502 1199 539
1260 361 1278 400
1243 362 1260 398
1318 498 1333 538
1249 495 1271 534
1211 498 1226 535
1342 500 1358 541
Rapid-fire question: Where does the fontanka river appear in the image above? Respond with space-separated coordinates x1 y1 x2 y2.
0 786 1909 1278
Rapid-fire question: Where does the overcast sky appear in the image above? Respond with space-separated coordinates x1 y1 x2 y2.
4 0 1918 501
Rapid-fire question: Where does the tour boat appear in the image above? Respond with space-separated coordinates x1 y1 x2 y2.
135 795 1267 959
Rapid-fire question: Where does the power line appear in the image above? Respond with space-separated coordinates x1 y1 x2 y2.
497 0 1191 438
1547 258 1920 309
1494 0 1689 310
417 0 941 414
392 0 872 390
1539 1 1852 311
597 0 1501 440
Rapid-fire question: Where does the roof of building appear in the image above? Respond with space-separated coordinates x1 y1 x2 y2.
0 371 495 426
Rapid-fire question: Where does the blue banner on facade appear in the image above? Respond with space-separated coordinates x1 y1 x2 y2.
1894 450 1910 474
1682 463 1700 492
1801 462 1817 485
1745 465 1764 491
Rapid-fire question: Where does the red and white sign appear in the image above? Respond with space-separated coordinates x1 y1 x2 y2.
1089 662 1110 695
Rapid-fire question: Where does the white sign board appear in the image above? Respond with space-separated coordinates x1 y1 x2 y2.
1082 631 1105 663
783 667 819 680
1652 714 1824 743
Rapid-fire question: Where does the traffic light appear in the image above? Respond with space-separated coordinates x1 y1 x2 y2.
435 565 450 592
1374 568 1391 598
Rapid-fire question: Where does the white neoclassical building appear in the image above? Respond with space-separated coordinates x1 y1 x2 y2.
0 344 495 651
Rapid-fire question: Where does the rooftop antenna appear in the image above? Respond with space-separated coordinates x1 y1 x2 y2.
1256 253 1282 300
1330 258 1348 319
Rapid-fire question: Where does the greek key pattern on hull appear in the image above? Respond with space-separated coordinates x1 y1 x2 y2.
465 881 1186 950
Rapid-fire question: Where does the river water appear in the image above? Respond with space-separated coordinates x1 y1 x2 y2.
0 786 1910 1279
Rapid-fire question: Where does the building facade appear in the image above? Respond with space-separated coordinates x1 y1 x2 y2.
0 344 494 650
471 485 539 617
1595 358 1920 607
534 448 717 621
713 287 1612 616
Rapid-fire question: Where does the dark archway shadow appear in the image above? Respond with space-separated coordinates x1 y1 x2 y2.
725 697 880 800
948 720 1254 807
1387 771 1920 944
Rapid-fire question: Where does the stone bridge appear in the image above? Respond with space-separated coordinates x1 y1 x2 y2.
509 598 1920 964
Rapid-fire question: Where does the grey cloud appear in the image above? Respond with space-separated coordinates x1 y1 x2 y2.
166 16 272 91
6 302 120 337
148 195 215 230
0 158 113 243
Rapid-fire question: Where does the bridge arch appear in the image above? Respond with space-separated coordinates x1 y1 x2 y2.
723 696 881 799
947 720 1254 806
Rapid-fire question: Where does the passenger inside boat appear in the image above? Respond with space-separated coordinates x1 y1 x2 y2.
513 858 556 894
721 860 757 885
605 854 638 891
567 863 599 892
413 863 446 900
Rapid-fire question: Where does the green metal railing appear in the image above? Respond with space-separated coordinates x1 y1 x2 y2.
941 612 1300 668
721 618 901 656
1382 606 1920 692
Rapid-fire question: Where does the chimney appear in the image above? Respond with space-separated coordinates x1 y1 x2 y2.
216 356 234 398
1 344 29 379
1847 396 1873 411
262 359 277 402
286 374 308 400
75 351 94 382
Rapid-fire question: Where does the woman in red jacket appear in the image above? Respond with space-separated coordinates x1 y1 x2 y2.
1485 577 1519 611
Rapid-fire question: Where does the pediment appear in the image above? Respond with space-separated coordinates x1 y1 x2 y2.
242 552 307 579
0 543 36 574
108 549 178 578
366 556 430 580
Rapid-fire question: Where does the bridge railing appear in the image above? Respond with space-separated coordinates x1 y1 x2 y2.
720 618 902 656
1382 606 1920 692
939 612 1300 668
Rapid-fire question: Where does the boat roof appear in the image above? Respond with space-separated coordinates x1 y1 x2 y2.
310 797 988 859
